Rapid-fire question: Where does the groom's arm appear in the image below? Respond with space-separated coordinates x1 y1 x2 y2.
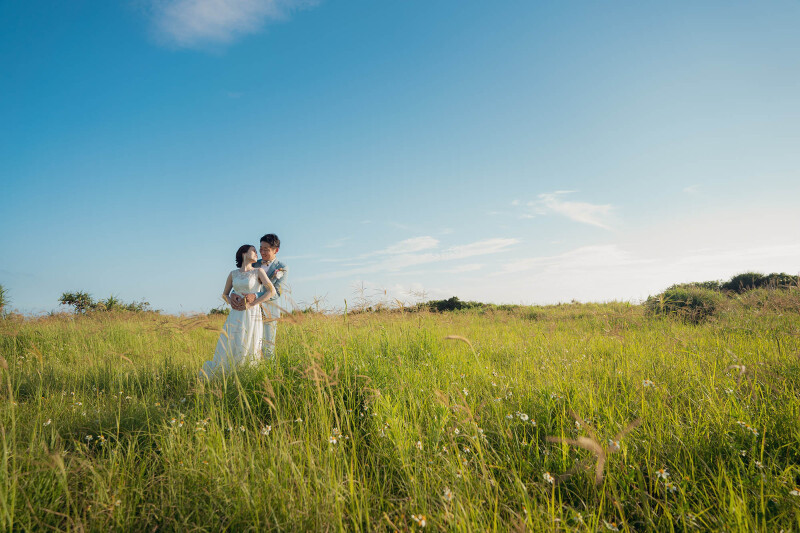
269 262 288 299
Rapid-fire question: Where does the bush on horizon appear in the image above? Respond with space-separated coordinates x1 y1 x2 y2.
645 286 723 323
59 291 152 313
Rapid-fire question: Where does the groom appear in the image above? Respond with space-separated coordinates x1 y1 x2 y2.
230 233 288 359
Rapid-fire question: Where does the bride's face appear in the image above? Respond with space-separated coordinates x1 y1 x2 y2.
244 247 258 264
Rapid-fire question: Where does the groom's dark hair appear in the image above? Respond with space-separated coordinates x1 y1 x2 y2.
260 234 280 248
235 244 254 268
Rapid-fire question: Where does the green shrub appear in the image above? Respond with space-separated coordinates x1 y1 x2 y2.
762 272 799 289
722 272 765 293
646 286 723 323
208 306 230 316
60 291 95 313
424 296 485 312
60 292 152 313
665 280 722 292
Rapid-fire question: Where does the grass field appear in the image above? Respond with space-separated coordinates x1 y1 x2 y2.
1 296 800 531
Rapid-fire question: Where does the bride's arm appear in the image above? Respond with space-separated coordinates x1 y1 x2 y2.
251 270 276 307
221 272 234 305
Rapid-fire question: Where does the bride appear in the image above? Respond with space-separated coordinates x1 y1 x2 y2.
200 245 276 379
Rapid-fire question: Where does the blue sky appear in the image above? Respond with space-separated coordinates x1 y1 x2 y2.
2 1 799 314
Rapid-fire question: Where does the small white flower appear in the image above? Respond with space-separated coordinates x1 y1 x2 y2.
755 461 763 468
790 488 800 496
261 425 271 435
608 439 620 452
543 472 555 484
603 520 620 531
411 514 427 527
655 468 669 480
442 487 454 502
85 435 93 442
462 388 468 396
505 414 513 420
329 436 338 445
454 428 460 435
415 441 423 450
43 419 52 426
664 480 677 493
239 426 245 433
519 413 529 421
642 379 655 388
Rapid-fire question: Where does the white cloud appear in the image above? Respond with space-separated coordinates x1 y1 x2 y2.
499 245 648 275
535 192 614 229
149 0 315 48
382 236 439 255
298 237 518 281
683 184 700 194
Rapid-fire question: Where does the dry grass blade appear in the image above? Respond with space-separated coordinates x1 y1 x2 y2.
0 354 7 370
28 344 44 364
261 396 277 411
445 335 475 351
614 418 642 441
117 353 134 365
546 415 640 485
570 410 600 443
433 389 450 407
444 335 480 363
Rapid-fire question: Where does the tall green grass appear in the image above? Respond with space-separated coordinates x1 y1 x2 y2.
1 301 799 531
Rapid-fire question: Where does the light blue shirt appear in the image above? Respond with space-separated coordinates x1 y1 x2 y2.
253 258 288 301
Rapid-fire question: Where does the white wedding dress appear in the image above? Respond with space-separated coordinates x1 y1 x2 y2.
200 269 264 379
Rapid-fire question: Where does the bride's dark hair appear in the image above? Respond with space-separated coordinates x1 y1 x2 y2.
235 244 255 268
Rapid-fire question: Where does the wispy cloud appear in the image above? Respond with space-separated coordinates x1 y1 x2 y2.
533 192 614 229
324 236 351 249
442 264 484 274
498 245 649 275
299 237 518 281
149 0 316 48
381 236 439 255
683 184 700 194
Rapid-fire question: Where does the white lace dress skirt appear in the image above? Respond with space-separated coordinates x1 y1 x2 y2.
200 270 263 379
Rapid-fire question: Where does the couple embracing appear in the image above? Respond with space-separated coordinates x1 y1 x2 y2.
199 234 288 379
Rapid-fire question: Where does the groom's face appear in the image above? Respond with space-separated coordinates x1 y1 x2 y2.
260 243 279 263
